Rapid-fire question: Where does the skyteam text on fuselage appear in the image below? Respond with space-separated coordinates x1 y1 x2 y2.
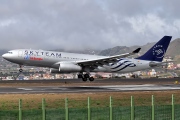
2 36 172 81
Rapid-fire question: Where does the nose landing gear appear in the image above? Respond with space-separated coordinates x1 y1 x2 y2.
19 65 23 72
14 65 24 80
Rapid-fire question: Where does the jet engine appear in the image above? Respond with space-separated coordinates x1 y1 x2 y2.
149 62 158 67
50 63 82 73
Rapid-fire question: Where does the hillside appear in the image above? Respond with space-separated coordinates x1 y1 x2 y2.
0 50 7 56
99 38 180 58
98 43 156 56
166 38 180 58
99 46 132 56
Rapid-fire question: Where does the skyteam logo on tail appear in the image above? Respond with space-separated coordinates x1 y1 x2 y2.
153 45 165 58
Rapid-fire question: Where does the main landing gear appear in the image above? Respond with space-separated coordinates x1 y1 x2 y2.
78 73 94 82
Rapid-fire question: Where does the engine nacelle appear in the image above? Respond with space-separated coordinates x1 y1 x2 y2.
50 63 82 73
149 62 157 67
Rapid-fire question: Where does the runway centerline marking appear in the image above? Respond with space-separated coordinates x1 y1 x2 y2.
17 88 33 91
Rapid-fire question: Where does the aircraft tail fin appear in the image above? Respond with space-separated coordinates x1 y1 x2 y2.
136 36 172 62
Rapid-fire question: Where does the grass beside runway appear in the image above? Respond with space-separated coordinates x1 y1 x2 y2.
0 91 180 110
0 91 180 120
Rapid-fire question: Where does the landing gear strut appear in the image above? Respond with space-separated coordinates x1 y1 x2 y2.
78 73 94 82
19 65 23 72
14 65 24 80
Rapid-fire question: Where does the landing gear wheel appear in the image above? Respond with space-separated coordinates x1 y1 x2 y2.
82 77 87 82
89 77 94 81
84 74 90 78
19 69 23 72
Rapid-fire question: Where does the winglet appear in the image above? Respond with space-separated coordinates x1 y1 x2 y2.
133 48 141 53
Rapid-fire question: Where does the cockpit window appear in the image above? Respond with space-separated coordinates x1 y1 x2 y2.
8 52 13 54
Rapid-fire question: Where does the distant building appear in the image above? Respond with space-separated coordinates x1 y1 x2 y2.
17 74 25 80
177 64 180 68
94 72 112 78
148 69 156 76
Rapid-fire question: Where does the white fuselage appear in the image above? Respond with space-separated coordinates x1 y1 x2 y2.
2 49 153 73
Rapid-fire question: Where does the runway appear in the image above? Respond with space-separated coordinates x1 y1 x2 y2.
0 78 179 84
0 84 180 94
0 78 179 94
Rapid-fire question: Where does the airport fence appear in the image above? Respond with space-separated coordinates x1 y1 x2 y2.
0 94 180 120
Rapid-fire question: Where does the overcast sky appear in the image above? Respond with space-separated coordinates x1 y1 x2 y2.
0 0 180 51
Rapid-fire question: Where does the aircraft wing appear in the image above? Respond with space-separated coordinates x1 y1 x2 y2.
76 48 141 67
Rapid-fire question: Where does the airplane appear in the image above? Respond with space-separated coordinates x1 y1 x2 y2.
2 36 172 81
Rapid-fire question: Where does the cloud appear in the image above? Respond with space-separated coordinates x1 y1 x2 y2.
0 0 179 51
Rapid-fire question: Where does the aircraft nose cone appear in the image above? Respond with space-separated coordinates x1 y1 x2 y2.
2 53 8 59
2 54 6 58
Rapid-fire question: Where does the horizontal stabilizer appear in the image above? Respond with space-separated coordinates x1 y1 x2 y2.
133 48 141 53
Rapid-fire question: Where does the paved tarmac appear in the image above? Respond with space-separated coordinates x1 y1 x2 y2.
0 84 180 94
0 78 179 84
0 78 179 94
